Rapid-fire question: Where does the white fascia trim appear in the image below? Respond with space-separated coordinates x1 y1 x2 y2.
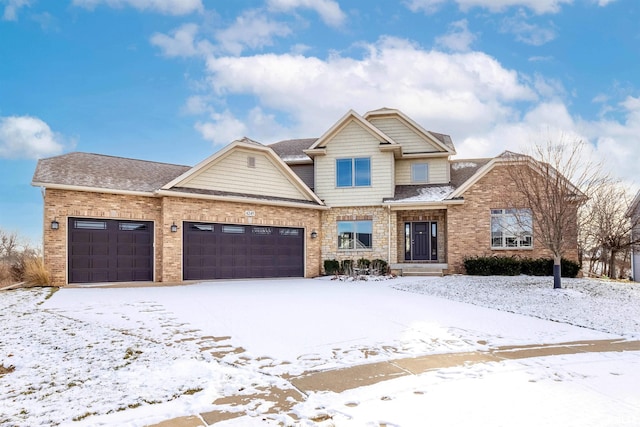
155 189 328 210
31 182 156 197
384 199 464 211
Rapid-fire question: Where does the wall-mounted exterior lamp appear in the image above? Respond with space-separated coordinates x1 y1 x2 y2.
310 230 318 239
170 222 178 233
51 219 60 230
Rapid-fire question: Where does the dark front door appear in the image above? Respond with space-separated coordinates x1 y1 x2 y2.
68 218 154 283
405 221 438 261
183 222 304 280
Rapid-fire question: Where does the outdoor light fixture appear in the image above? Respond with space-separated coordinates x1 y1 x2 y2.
170 222 178 233
311 230 318 239
50 219 59 230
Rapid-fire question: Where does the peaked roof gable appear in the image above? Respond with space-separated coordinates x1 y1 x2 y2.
364 108 456 155
305 109 399 154
449 150 583 199
162 137 323 205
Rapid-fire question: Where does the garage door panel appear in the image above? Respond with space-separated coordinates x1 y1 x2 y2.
68 218 153 284
183 222 304 280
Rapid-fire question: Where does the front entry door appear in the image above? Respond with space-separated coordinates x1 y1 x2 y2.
405 222 437 261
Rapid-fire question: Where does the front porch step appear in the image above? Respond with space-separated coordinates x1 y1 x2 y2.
391 263 447 277
402 270 443 277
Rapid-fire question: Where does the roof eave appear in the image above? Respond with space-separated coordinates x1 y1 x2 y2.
383 199 464 211
31 182 157 197
155 189 328 210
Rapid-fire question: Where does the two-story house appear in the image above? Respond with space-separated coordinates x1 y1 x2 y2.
32 108 568 286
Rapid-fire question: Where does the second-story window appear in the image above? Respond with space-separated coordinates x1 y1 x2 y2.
336 157 371 187
412 163 429 183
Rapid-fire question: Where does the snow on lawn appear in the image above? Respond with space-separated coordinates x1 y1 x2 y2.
1 276 639 426
392 275 640 339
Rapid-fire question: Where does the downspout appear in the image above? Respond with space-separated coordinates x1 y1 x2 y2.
387 204 391 264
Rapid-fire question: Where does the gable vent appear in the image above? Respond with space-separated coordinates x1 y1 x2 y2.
247 156 256 168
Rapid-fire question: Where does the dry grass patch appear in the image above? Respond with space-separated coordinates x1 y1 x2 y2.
0 364 15 376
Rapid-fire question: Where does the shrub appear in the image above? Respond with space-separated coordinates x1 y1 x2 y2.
370 259 388 276
22 257 51 286
340 259 354 275
463 256 581 278
323 259 340 275
560 258 581 278
356 258 371 269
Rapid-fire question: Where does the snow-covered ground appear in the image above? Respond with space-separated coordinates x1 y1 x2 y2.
1 275 639 426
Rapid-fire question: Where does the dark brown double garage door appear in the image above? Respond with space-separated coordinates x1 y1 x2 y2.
183 222 304 280
68 218 304 283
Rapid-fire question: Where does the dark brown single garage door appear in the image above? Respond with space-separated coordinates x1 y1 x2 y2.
68 218 154 283
183 222 304 280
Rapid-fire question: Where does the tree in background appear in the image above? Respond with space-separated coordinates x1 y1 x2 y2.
580 182 640 279
505 137 607 289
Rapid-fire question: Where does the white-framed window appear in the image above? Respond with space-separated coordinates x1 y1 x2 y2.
491 209 533 249
336 157 371 187
411 163 429 183
338 220 372 250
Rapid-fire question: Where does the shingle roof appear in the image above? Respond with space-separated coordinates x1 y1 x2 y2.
449 158 492 189
428 131 456 153
32 152 190 193
269 138 317 162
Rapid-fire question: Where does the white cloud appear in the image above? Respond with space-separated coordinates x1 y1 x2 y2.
202 36 536 140
435 19 476 52
501 13 557 45
2 0 30 21
71 0 203 15
582 96 640 183
0 116 65 159
267 0 346 27
406 0 572 14
150 23 211 57
215 10 292 55
194 111 249 146
182 95 213 116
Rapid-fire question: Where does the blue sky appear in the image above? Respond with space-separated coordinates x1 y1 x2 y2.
1 0 639 244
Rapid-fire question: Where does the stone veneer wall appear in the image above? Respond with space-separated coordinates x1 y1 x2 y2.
446 165 579 274
395 209 447 263
320 206 396 272
42 189 163 287
42 189 322 286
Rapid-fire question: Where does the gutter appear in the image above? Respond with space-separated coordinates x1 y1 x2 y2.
31 182 156 197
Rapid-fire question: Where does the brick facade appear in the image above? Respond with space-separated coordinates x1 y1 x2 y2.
43 188 321 286
41 164 580 284
446 165 578 274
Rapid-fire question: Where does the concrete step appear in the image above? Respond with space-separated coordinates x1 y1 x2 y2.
402 270 443 277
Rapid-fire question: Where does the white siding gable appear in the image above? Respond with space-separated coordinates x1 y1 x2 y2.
314 120 394 206
179 148 311 201
369 117 442 154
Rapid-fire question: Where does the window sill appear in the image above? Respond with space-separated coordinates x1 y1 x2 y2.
490 247 534 250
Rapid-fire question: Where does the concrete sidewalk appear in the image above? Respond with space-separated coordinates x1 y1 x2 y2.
147 338 640 426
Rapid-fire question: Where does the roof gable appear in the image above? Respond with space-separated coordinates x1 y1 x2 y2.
305 109 399 155
364 108 456 155
449 151 583 199
163 138 323 205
